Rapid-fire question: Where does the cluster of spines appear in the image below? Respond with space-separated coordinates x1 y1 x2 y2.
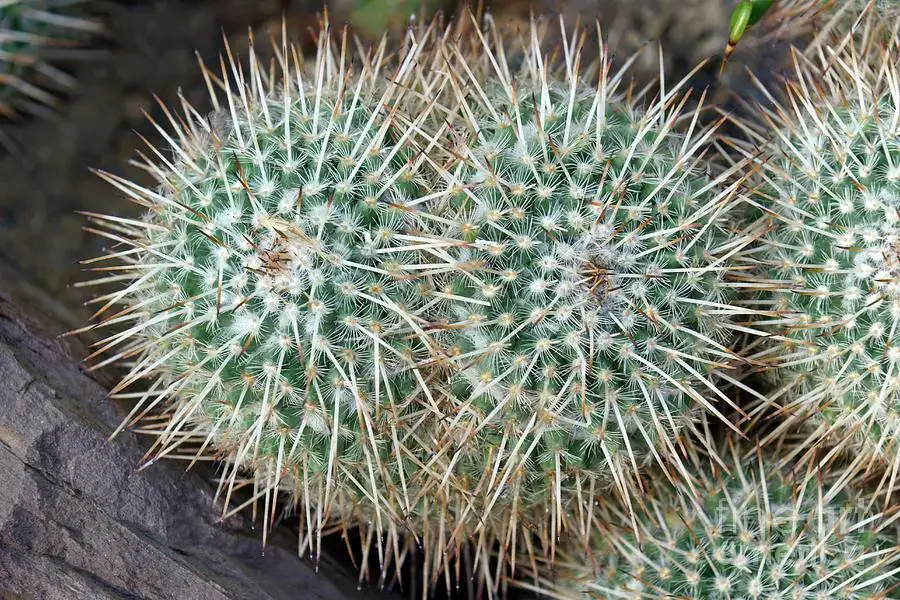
520 440 900 600
762 0 899 48
75 20 477 587
727 17 900 497
397 15 763 580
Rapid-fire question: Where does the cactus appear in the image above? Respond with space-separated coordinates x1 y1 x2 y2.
0 1 99 122
734 21 900 485
399 17 759 576
75 21 472 581
519 440 900 599
77 14 763 592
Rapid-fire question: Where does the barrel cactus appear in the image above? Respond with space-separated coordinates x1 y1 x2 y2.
76 21 471 580
78 14 762 593
400 17 758 575
521 441 900 599
738 23 900 481
0 1 98 123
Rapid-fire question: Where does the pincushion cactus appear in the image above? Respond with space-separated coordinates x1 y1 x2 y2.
77 22 467 579
735 23 900 484
78 14 764 594
0 1 99 121
519 441 900 599
398 17 760 576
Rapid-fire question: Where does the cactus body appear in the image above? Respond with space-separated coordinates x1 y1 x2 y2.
401 19 757 572
739 21 900 476
78 25 469 578
80 17 761 591
527 444 900 600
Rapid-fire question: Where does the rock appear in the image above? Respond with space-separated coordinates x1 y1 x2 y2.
0 260 388 600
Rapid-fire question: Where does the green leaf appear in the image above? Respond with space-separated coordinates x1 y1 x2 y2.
728 1 754 45
748 0 777 27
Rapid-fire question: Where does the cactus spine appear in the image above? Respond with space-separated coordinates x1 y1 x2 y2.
734 19 900 486
521 441 900 600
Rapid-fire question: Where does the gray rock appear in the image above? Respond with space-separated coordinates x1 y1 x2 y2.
0 261 387 600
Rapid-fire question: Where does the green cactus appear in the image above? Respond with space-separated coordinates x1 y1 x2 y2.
399 17 759 573
76 22 467 580
77 14 764 593
737 21 900 481
520 441 900 599
0 0 99 121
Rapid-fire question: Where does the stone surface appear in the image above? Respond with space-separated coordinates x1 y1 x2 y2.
0 261 386 600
